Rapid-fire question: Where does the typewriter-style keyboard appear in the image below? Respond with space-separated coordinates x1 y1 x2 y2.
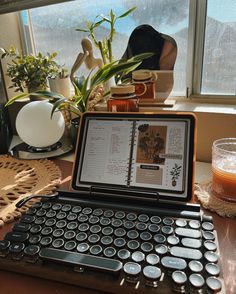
0 200 224 293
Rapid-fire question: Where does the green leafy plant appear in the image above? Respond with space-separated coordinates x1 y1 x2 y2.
0 47 64 92
6 52 153 116
76 7 136 64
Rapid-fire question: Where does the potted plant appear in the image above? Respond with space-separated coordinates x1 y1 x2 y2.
48 65 71 98
0 47 59 97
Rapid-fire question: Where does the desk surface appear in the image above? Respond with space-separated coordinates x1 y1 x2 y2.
0 159 235 294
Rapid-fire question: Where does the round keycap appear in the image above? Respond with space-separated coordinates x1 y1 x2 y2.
123 262 141 276
30 225 42 234
100 218 111 226
124 221 135 229
64 230 76 240
102 227 113 236
206 277 222 292
71 206 82 213
64 240 77 251
90 245 102 255
67 213 77 221
82 207 92 215
46 210 56 218
40 236 52 246
56 220 67 229
127 213 137 221
204 251 219 263
41 227 53 236
52 238 64 248
189 260 203 273
104 247 116 258
202 231 215 241
205 263 220 276
127 240 140 250
114 228 126 237
53 228 64 238
148 224 160 233
163 217 174 226
52 203 62 210
104 210 114 218
112 219 122 228
78 215 88 223
150 216 162 224
131 251 145 263
24 245 40 256
143 266 161 281
146 254 160 265
175 219 187 227
140 231 152 241
138 214 149 222
118 249 130 260
42 202 52 209
141 242 153 253
154 234 166 243
202 222 214 231
34 217 46 225
189 274 205 288
36 209 46 217
56 211 66 220
9 243 25 253
172 270 187 285
45 218 56 226
77 242 89 253
127 230 139 239
29 235 41 244
204 240 217 252
76 232 87 242
67 221 78 230
136 222 147 231
155 244 168 255
0 240 10 251
93 208 103 216
161 226 173 235
167 235 180 246
90 225 101 234
189 220 200 229
61 204 72 212
115 211 125 219
89 216 99 224
101 236 113 246
88 234 100 244
79 223 89 232
114 238 126 248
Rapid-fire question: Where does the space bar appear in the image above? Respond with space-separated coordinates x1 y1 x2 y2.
40 248 122 275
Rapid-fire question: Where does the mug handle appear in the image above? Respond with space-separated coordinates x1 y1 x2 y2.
133 82 147 97
151 72 158 82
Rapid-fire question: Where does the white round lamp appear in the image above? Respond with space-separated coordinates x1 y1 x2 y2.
16 101 65 148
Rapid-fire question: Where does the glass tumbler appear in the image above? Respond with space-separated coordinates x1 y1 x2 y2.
212 138 236 202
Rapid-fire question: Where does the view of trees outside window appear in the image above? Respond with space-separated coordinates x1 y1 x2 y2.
202 0 236 95
25 0 236 97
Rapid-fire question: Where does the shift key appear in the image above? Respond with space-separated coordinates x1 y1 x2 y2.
5 232 29 242
175 227 201 239
170 246 202 260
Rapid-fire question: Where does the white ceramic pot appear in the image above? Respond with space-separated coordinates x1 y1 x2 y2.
49 77 71 97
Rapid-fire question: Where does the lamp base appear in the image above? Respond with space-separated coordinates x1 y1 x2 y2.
9 136 72 159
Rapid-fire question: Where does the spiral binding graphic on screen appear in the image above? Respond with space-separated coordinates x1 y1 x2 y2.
126 121 138 186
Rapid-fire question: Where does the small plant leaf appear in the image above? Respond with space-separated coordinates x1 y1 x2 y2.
118 7 136 19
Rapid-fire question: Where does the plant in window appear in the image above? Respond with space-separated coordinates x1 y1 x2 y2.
0 47 62 93
76 7 136 64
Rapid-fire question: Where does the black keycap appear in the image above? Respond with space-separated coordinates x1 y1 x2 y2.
41 227 53 236
40 247 122 274
204 251 219 263
206 277 222 292
154 234 166 243
127 230 139 239
143 266 161 281
5 232 29 242
175 219 187 227
52 203 62 211
78 223 89 232
93 208 103 216
36 209 47 217
115 211 125 219
189 220 201 229
32 202 42 209
136 222 147 231
161 256 187 271
89 216 99 224
77 242 89 253
181 237 202 249
131 251 145 263
46 210 56 218
90 225 101 234
146 254 160 265
161 226 174 235
189 260 203 273
21 215 35 224
150 216 162 224
123 221 135 229
175 227 201 239
141 242 153 253
56 220 67 229
45 218 56 227
56 211 67 220
163 217 174 226
170 246 202 260
64 230 76 240
140 231 152 241
100 218 111 226
202 231 215 241
126 213 137 221
67 221 78 230
189 273 205 289
204 240 217 252
40 236 52 246
114 228 126 237
9 242 25 253
127 240 140 251
90 245 102 255
34 217 46 225
101 236 113 246
103 210 114 218
88 234 100 244
42 202 52 209
24 245 40 256
138 214 149 222
13 223 31 232
123 262 141 278
67 213 77 221
0 240 10 255
78 215 89 223
155 244 168 255
112 219 122 228
202 222 214 231
53 228 64 238
71 206 82 213
148 224 160 233
82 207 93 215
118 249 130 260
30 225 42 234
25 208 37 215
205 263 220 276
52 238 64 249
76 232 88 242
29 235 41 245
61 204 72 212
64 240 77 251
102 227 113 236
104 247 116 258
114 238 126 248
167 235 180 246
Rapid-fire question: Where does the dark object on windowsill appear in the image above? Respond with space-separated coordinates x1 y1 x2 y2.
0 103 12 154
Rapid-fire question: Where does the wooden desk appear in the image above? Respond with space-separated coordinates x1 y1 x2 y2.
0 159 235 294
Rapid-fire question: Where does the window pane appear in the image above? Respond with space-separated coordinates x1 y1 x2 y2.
201 0 236 95
27 0 189 96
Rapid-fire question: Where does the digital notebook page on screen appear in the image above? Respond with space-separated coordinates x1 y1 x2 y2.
78 117 189 194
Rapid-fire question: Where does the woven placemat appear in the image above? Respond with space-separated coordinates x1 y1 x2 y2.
0 155 61 227
195 182 236 218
